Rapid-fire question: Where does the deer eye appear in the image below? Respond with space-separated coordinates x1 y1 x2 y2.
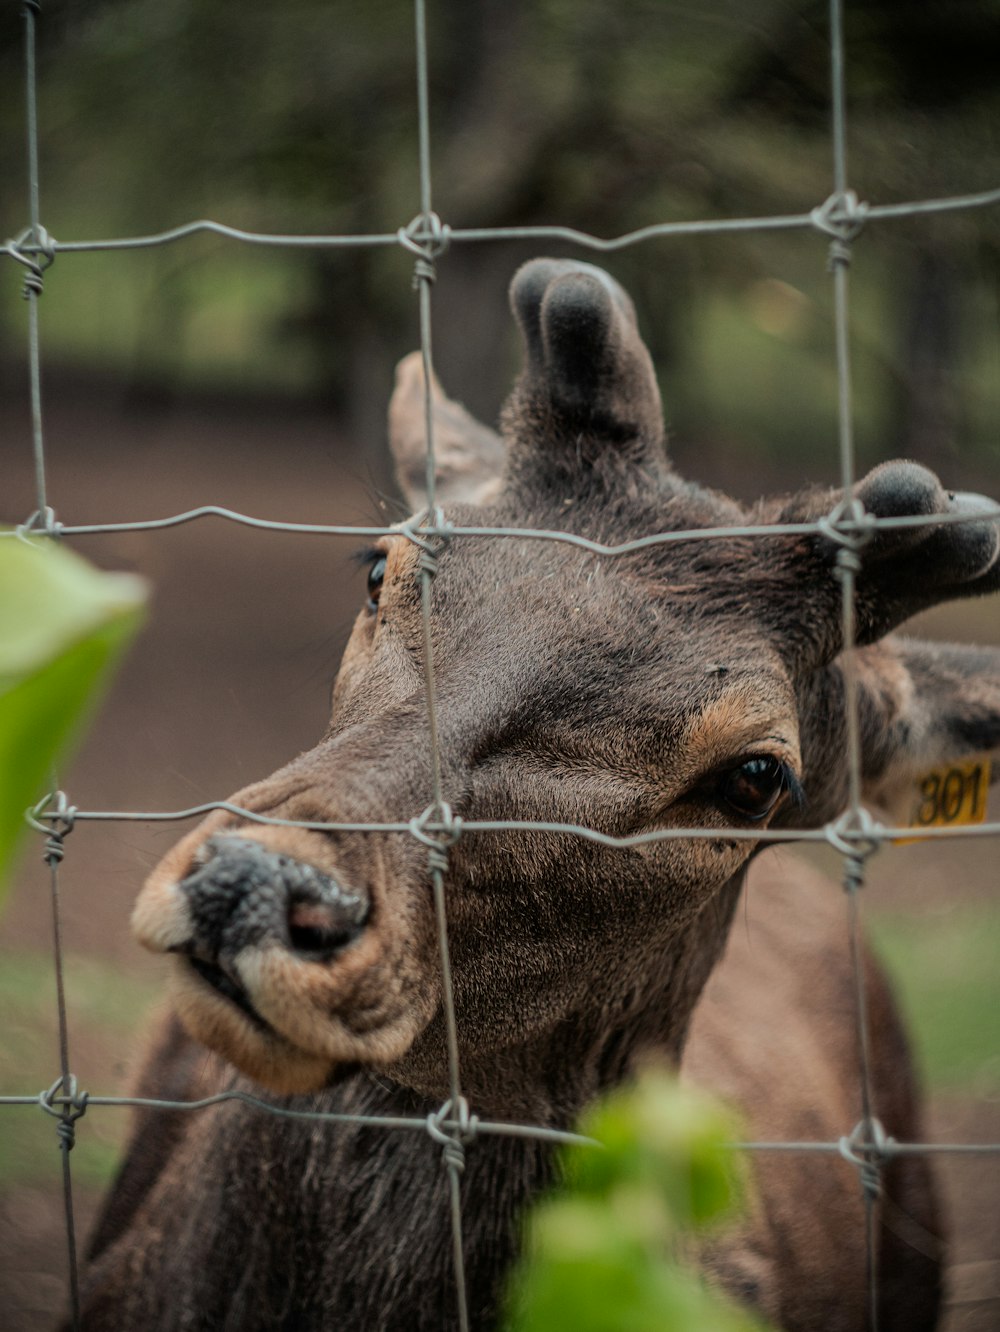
366 555 387 612
718 755 787 821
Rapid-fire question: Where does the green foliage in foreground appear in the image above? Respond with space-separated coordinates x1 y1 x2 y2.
0 537 146 901
504 1069 770 1332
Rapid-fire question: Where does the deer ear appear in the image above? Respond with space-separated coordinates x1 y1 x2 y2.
768 461 999 666
506 258 665 459
388 353 506 511
854 637 1000 821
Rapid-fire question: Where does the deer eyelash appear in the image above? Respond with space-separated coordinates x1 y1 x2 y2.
349 545 385 569
781 765 807 812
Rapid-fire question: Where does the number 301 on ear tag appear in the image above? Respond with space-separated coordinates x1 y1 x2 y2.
894 756 992 844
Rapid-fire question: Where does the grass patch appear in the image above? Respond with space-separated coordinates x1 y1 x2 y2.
867 906 1000 1095
0 950 160 1189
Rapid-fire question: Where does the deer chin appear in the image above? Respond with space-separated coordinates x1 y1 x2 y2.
169 956 336 1094
166 940 432 1095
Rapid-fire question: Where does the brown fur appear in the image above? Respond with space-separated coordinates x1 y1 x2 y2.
79 259 1000 1331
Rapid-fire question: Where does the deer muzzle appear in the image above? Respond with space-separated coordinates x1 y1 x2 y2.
175 834 370 964
131 823 433 1093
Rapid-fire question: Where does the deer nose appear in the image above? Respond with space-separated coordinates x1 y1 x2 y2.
174 835 370 963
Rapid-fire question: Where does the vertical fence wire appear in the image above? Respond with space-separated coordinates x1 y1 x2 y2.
3 0 999 1328
827 2 884 1326
17 4 85 1327
45 838 82 1332
409 2 471 1327
22 0 49 520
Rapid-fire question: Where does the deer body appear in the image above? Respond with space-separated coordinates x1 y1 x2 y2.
80 260 1000 1331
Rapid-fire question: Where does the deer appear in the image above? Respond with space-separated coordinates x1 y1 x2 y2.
76 258 1000 1332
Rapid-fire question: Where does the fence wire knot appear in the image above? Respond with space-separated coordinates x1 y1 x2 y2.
811 190 868 269
15 506 63 541
398 211 451 286
410 801 463 875
826 807 882 869
400 509 453 578
39 1074 89 1152
839 1117 892 1204
818 497 876 567
26 791 77 865
427 1096 478 1174
4 225 56 298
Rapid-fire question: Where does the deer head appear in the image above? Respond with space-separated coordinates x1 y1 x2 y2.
132 259 1000 1115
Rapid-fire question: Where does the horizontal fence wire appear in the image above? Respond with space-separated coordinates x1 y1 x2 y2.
4 183 1000 259
1 1091 1000 1157
19 799 1000 845
5 503 1000 544
0 1090 597 1147
3 0 999 1328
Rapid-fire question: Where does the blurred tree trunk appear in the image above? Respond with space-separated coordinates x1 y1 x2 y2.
893 247 961 472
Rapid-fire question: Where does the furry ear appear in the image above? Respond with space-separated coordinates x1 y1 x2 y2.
506 258 665 460
388 353 506 511
850 465 1000 642
793 636 1000 827
765 461 999 668
855 637 1000 823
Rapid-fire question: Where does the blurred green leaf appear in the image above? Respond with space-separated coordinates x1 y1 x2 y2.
570 1069 745 1230
504 1067 767 1332
0 537 146 898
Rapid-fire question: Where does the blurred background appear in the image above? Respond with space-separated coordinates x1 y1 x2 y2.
1 0 998 1327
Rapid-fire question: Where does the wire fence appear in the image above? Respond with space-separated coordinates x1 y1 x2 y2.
2 1 999 1330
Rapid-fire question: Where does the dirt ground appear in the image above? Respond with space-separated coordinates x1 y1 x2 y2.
1 379 997 1329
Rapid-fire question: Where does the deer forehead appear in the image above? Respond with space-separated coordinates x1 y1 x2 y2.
338 525 801 782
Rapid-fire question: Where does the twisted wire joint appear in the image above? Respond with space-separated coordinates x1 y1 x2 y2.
825 807 882 866
15 506 63 541
398 212 451 286
427 1095 478 1174
400 509 453 579
839 1117 893 1204
26 791 77 865
818 497 876 559
820 497 875 578
39 1074 90 1152
4 225 56 298
410 801 463 875
811 190 869 269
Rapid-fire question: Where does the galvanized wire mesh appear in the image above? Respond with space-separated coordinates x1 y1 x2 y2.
2 1 999 1330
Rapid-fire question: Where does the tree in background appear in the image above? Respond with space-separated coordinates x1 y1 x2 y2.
1 0 997 481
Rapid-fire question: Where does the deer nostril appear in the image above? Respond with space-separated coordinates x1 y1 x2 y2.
278 854 369 959
287 895 368 959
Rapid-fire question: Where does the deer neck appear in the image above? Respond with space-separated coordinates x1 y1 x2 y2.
451 873 746 1123
102 877 745 1332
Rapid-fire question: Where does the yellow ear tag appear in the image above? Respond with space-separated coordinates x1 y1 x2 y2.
894 756 992 844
